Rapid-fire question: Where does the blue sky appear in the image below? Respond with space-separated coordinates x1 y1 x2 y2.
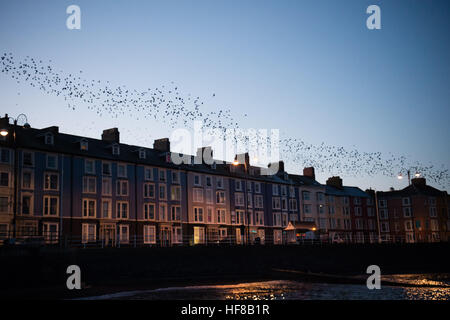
0 0 449 191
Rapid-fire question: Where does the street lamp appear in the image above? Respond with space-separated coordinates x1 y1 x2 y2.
2 114 29 239
397 169 421 186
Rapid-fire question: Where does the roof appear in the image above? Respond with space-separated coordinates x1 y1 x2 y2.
377 183 447 198
325 185 370 198
0 122 323 186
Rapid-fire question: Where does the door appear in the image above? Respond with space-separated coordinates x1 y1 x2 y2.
160 226 171 247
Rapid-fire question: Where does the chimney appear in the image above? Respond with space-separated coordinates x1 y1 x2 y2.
326 176 343 189
411 177 426 187
102 128 120 143
268 160 284 174
234 152 250 168
390 187 395 191
196 146 213 164
42 126 59 134
153 138 170 152
303 167 315 180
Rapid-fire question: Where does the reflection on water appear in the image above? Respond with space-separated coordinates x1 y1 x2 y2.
80 274 450 300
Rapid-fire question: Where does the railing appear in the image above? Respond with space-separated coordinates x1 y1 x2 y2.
0 231 445 249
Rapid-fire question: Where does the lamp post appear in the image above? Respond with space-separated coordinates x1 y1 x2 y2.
397 169 421 186
1 114 29 240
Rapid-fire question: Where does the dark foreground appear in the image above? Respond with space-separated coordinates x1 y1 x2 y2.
0 243 449 299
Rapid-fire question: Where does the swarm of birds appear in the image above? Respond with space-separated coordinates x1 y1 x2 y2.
1 52 449 188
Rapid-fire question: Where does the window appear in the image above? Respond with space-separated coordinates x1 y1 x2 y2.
429 197 436 206
143 203 155 220
82 199 96 218
281 198 287 210
102 178 112 196
355 207 362 216
91 221 109 241
402 197 411 206
367 198 373 205
216 191 226 204
216 177 224 189
143 225 156 244
380 222 390 233
143 183 155 198
23 151 33 166
159 184 167 200
144 167 153 181
171 205 181 221
281 185 287 196
207 207 213 223
235 180 242 191
194 226 205 244
302 191 310 201
83 176 96 193
316 192 324 202
43 222 58 244
403 207 412 218
255 211 264 226
255 195 263 208
379 199 387 208
355 219 364 230
139 149 146 159
0 224 8 238
159 203 168 221
247 193 253 207
247 181 252 192
171 186 181 201
205 189 213 204
112 144 120 155
354 197 361 205
235 193 244 206
272 197 281 209
159 169 166 182
101 199 111 218
44 133 54 145
379 209 388 219
255 182 261 193
289 199 297 211
172 227 183 244
328 206 335 215
0 197 8 213
289 186 295 198
46 154 57 169
102 162 111 175
85 159 95 174
273 213 281 227
172 171 180 184
118 225 129 243
80 139 88 151
304 204 312 215
205 176 212 187
343 197 349 205
429 207 437 217
43 196 59 216
117 164 127 178
367 207 375 217
217 209 226 224
404 220 413 231
328 195 334 203
0 148 10 163
44 173 58 190
236 210 245 224
116 180 129 196
21 194 32 215
272 184 278 196
116 201 129 219
0 172 8 187
193 188 203 202
194 207 204 222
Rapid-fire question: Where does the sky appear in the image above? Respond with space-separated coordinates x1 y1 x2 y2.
0 0 449 191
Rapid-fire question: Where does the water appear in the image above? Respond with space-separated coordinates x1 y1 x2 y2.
80 274 450 300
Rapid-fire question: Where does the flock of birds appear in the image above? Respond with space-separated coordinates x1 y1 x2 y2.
1 52 449 188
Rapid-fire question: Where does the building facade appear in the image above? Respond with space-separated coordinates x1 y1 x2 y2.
0 115 449 246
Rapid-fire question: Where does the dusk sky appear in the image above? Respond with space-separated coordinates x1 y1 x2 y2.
1 0 449 191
